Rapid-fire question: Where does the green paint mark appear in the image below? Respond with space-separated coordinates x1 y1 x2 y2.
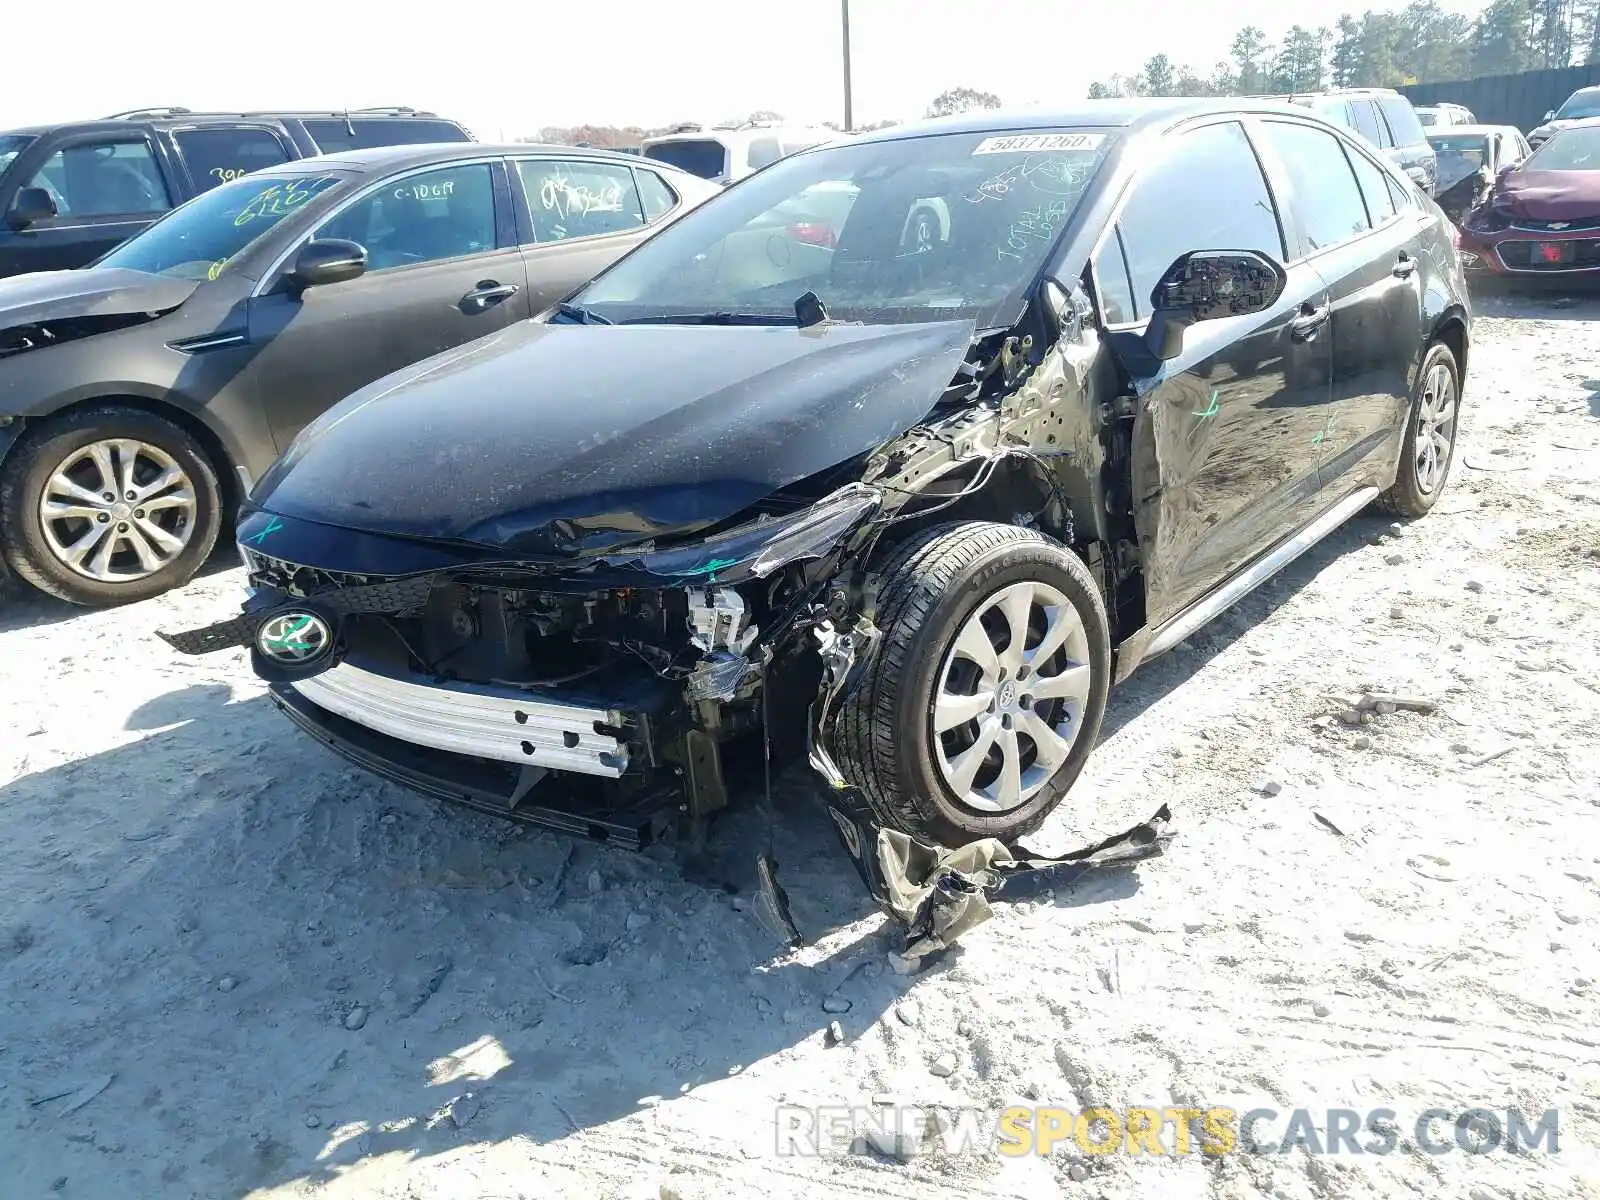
263 616 318 654
244 516 283 546
1312 411 1337 447
1192 388 1219 419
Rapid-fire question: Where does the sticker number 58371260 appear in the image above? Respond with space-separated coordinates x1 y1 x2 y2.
972 133 1106 156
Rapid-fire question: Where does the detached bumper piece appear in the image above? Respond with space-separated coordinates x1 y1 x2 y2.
270 660 678 849
156 612 263 655
290 662 630 777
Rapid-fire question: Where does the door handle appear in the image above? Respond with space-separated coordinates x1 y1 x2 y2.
460 280 519 312
1289 301 1330 341
1393 253 1417 278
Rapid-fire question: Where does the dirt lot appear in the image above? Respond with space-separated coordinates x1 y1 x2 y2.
2 293 1599 1200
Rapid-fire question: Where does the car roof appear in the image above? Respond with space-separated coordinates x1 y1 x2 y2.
1 110 463 138
243 141 695 177
641 124 835 144
844 97 1331 146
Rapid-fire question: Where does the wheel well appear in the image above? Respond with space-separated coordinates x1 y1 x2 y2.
1432 314 1468 384
16 395 241 523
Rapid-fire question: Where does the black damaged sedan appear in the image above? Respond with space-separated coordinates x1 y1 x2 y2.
165 99 1471 859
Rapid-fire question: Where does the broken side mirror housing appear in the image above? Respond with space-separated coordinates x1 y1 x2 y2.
6 186 58 229
287 239 367 294
1143 249 1287 362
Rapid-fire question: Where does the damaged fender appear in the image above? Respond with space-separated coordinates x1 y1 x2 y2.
777 616 1175 960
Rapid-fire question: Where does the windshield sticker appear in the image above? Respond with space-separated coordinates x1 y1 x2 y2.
967 153 1094 204
971 132 1105 156
233 176 338 227
210 167 248 184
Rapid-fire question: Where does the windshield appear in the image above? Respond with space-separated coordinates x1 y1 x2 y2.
1555 92 1600 120
1427 133 1489 187
0 134 33 179
97 171 350 280
1526 125 1600 171
644 140 728 180
574 128 1115 328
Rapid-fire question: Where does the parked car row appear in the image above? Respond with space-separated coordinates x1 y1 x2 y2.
0 107 474 278
0 142 721 604
145 99 1472 866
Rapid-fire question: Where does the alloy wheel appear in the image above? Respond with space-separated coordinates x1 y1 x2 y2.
1414 362 1457 495
932 580 1094 814
37 439 198 583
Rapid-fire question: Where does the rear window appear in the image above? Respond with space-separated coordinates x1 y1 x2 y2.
1377 97 1425 145
301 118 471 153
643 139 727 180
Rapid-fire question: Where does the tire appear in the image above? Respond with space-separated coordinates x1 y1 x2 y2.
833 521 1112 846
0 405 223 607
1377 341 1460 520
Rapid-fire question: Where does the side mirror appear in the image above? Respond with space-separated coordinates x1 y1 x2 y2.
5 186 58 230
1144 249 1287 362
287 238 366 293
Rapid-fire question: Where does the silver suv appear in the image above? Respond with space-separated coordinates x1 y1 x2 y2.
640 121 839 186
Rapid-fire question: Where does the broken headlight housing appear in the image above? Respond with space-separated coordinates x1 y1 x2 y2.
617 483 882 585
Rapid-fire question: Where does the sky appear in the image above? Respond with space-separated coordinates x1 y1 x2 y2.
4 0 1489 139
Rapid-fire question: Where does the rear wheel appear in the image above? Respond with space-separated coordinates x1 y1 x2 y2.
1379 342 1460 519
0 406 222 606
833 521 1111 846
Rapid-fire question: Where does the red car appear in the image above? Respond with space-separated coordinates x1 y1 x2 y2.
1456 117 1600 279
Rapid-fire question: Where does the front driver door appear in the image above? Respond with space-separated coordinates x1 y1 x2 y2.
244 159 531 451
1101 117 1335 629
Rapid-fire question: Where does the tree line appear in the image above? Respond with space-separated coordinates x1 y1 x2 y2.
521 91 999 150
1086 0 1600 98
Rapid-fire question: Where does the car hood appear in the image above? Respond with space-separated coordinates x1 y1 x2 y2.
0 267 199 332
251 317 977 556
1491 168 1600 219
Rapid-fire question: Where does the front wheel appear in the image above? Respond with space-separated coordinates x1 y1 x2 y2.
1379 341 1460 519
0 406 223 606
832 521 1112 846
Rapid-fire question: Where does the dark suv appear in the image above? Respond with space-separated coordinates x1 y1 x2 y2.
163 100 1472 872
0 107 472 277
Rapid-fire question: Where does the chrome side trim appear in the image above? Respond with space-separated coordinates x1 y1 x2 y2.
292 662 629 777
1144 486 1381 660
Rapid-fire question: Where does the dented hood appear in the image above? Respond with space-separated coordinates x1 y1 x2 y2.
1491 167 1600 220
0 267 200 331
252 317 976 555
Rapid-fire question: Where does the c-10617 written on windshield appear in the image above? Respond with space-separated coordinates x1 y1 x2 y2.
971 133 1106 155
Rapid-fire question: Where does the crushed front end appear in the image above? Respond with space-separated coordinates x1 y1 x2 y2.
160 484 884 849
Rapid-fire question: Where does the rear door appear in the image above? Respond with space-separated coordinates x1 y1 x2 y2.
1098 117 1335 626
0 130 177 274
1253 118 1424 498
168 125 294 194
244 158 531 450
508 155 664 313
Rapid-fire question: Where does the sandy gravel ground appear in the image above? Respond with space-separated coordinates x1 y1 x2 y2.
2 293 1598 1200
